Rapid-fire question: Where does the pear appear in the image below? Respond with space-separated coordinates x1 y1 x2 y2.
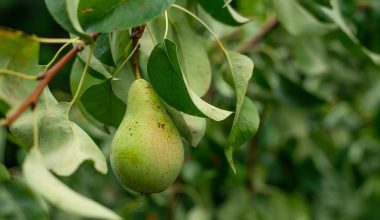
110 79 184 194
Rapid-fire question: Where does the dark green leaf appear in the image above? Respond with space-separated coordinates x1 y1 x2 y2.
0 163 10 182
78 0 175 32
169 10 212 96
197 0 249 26
80 79 126 127
93 33 115 67
44 0 89 38
0 99 9 115
147 39 232 121
0 178 48 219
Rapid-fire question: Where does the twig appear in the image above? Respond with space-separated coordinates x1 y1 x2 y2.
2 34 99 126
130 25 145 79
237 16 279 53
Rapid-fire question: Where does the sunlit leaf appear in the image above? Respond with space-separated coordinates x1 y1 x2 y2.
23 148 121 220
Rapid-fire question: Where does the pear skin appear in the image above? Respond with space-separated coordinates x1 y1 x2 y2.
110 79 184 194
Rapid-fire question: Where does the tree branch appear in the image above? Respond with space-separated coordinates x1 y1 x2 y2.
130 25 145 79
237 16 279 53
2 34 99 126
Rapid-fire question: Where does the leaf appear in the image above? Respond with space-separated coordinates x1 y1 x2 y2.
222 51 257 172
80 79 126 127
70 58 111 130
0 163 10 182
0 29 41 109
44 0 88 38
273 0 336 36
321 0 380 65
12 102 108 176
169 10 212 96
0 127 4 162
0 99 10 115
0 178 48 220
166 105 206 147
110 30 131 66
197 0 249 26
23 148 122 220
77 0 175 32
93 33 115 67
147 39 232 121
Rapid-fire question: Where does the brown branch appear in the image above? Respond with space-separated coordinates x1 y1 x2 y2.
237 16 279 53
130 25 145 76
3 34 99 126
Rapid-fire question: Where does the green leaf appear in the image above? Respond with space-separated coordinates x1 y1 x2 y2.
0 178 48 220
0 99 10 115
226 97 260 173
77 0 175 32
222 51 256 171
23 148 122 220
166 105 206 147
0 163 10 182
44 0 88 38
0 127 4 162
321 0 380 65
12 102 108 176
70 58 112 131
147 39 232 121
110 30 131 66
93 33 115 67
80 79 126 128
75 43 113 79
0 29 41 109
273 0 336 36
169 10 212 96
197 0 249 26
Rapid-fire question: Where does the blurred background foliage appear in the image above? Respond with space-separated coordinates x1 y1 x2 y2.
1 0 380 219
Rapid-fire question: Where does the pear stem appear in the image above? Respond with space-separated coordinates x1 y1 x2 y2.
130 25 146 79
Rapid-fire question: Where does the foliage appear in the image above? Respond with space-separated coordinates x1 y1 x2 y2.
0 0 380 219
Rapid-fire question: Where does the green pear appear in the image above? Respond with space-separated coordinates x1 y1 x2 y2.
110 79 184 194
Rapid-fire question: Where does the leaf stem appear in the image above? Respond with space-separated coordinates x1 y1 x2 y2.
164 11 169 39
69 44 95 110
112 41 141 77
36 37 81 44
32 105 39 148
44 37 80 71
171 4 233 76
0 69 38 80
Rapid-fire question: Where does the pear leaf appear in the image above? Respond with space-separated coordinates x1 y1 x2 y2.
23 148 121 220
148 39 232 121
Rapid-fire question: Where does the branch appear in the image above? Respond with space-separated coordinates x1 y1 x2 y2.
130 25 145 79
237 16 279 53
2 34 99 126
